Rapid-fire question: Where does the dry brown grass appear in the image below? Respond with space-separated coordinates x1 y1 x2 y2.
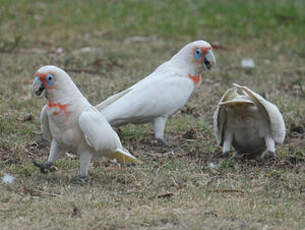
1 1 305 229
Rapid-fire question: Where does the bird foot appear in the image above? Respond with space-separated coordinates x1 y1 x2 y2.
214 151 230 159
222 151 232 159
213 151 230 159
32 160 55 174
71 175 88 183
260 151 278 160
156 138 170 147
268 151 278 158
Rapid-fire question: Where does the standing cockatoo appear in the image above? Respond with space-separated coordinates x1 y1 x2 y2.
213 83 286 158
31 65 139 179
96 40 216 146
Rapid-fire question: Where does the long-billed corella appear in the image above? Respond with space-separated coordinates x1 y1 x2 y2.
96 40 216 146
31 65 139 179
213 83 286 158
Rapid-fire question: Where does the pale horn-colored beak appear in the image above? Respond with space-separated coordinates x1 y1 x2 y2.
202 50 216 70
32 77 45 97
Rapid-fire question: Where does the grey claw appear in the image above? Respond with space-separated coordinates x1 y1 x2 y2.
260 151 278 160
156 138 170 147
32 160 53 174
269 151 278 158
72 175 88 183
214 151 230 159
222 152 230 158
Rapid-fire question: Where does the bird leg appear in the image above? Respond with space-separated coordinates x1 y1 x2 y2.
78 151 93 178
153 117 169 147
72 152 92 182
222 132 233 157
47 139 60 163
261 136 277 159
32 139 59 174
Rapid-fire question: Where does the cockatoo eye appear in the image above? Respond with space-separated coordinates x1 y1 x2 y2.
46 73 56 86
194 48 202 60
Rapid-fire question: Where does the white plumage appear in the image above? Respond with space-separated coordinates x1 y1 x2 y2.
213 83 286 158
96 40 216 146
32 65 139 179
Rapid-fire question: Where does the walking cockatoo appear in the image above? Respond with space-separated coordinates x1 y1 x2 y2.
96 40 216 146
213 83 286 158
31 65 139 179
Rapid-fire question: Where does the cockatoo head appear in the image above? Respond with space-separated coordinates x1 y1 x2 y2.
32 65 74 99
171 40 216 75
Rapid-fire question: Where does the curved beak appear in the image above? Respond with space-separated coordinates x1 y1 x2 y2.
202 50 216 71
32 77 45 97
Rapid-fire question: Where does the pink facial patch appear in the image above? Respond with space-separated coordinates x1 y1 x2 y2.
34 72 56 90
192 47 212 64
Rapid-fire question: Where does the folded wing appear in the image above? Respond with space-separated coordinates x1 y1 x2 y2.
213 87 238 145
233 83 285 143
40 105 52 141
97 74 195 125
78 107 139 163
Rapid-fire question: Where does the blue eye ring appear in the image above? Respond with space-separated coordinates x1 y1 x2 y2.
194 48 202 60
46 73 56 86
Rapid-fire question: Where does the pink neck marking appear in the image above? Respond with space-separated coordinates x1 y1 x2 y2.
188 74 201 84
47 100 71 119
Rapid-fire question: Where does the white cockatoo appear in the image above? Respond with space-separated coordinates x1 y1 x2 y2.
213 83 286 158
31 65 139 179
96 40 216 146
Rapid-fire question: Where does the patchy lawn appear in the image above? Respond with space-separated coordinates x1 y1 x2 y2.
0 1 304 229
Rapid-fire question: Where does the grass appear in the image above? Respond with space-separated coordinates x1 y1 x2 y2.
0 0 305 229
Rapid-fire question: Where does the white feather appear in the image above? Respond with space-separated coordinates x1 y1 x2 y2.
2 174 15 184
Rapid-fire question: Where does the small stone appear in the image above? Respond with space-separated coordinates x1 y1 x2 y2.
241 58 255 68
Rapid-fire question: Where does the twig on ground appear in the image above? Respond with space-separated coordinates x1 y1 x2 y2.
296 79 305 97
207 189 245 195
65 68 100 74
156 192 174 199
5 185 61 198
